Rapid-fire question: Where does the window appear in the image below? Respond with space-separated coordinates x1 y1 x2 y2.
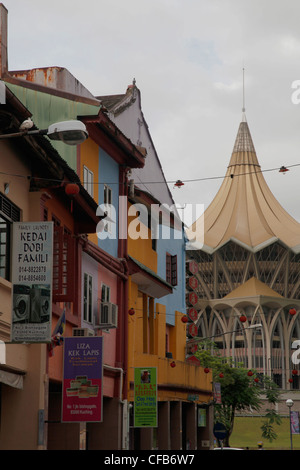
83 273 93 323
0 194 21 281
103 184 112 233
101 283 111 303
83 166 94 197
166 253 177 286
52 223 76 302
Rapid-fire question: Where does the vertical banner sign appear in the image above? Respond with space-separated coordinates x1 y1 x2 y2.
11 222 53 343
198 408 206 427
214 382 222 404
62 336 103 423
134 367 157 427
291 410 300 434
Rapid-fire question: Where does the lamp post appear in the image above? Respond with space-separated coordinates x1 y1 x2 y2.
286 398 294 450
0 120 88 145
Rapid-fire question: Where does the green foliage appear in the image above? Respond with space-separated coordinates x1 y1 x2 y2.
195 339 282 445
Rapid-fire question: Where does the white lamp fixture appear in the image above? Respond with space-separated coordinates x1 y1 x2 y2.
46 120 88 145
0 120 88 145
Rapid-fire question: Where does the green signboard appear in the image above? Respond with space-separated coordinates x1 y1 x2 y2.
134 367 157 427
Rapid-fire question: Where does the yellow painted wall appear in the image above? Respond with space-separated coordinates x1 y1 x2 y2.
80 138 99 245
127 278 212 403
127 202 157 273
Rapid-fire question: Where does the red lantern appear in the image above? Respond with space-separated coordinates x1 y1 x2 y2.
170 361 176 368
174 180 184 188
128 308 135 316
254 377 259 383
181 315 188 323
239 315 247 323
247 370 253 377
219 373 224 378
65 183 80 195
289 308 297 316
279 166 289 174
292 369 298 376
289 378 293 383
204 367 210 374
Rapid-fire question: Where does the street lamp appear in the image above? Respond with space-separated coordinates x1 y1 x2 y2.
286 398 294 450
0 120 88 145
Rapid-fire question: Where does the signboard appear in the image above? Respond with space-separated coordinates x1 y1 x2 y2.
188 307 198 322
291 411 300 434
188 323 198 338
62 336 103 422
11 222 53 343
187 292 198 306
198 408 206 427
134 367 157 427
214 382 222 404
213 422 227 441
188 260 198 275
187 276 198 291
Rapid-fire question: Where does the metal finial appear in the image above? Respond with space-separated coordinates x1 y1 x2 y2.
242 67 245 113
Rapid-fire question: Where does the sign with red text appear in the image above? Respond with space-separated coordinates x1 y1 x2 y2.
134 367 157 427
62 336 103 422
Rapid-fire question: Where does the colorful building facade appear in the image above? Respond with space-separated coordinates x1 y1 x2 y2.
100 83 213 450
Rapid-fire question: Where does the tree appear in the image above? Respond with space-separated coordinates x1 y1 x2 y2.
196 340 281 447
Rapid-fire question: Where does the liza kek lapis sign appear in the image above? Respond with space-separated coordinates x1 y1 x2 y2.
62 336 103 423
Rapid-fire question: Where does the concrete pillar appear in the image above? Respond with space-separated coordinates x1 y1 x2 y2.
47 383 81 450
185 403 197 450
87 397 121 449
139 427 153 450
158 401 170 449
170 401 182 450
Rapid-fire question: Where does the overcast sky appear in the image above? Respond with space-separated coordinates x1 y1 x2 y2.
3 0 300 222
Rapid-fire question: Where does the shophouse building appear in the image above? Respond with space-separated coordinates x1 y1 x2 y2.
99 83 213 450
0 4 213 449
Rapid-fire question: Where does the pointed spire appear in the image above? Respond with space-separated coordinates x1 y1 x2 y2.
242 67 246 113
231 120 257 154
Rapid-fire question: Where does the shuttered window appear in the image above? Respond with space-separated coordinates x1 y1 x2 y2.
52 225 76 302
0 194 20 281
166 253 177 286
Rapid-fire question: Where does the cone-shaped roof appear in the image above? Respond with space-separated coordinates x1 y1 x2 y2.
223 276 283 299
187 113 300 253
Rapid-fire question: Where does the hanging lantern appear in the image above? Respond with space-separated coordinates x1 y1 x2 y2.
65 183 80 195
292 369 298 376
65 183 80 213
181 315 188 323
289 378 293 383
239 315 247 323
279 166 289 174
247 370 253 377
289 308 297 316
174 180 184 188
204 367 210 374
170 361 176 368
254 377 259 383
128 308 135 316
219 372 224 378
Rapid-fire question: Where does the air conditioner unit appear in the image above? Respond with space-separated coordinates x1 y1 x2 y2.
72 327 94 337
96 302 118 329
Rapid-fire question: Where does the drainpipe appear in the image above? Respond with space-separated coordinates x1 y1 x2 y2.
0 4 8 78
103 364 129 450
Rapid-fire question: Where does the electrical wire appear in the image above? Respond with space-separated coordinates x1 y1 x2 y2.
0 162 299 188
